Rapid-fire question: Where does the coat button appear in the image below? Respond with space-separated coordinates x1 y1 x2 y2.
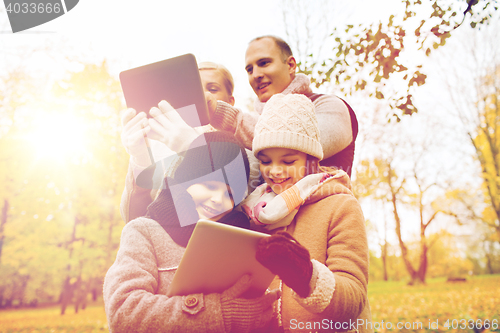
184 296 198 308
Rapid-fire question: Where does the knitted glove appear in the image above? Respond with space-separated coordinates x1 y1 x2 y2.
220 275 280 333
147 101 200 153
120 108 151 162
256 231 313 298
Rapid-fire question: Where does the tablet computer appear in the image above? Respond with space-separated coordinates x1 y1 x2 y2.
119 53 209 127
167 220 275 298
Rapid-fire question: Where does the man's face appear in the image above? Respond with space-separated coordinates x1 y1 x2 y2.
245 38 296 103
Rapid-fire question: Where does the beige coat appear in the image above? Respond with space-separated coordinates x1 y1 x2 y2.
103 218 227 332
265 169 373 333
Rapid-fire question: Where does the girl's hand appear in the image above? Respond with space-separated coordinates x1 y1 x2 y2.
256 231 313 298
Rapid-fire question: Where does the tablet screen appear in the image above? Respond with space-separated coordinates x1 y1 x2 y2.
119 53 209 127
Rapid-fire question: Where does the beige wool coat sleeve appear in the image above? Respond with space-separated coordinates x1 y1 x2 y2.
119 161 152 223
103 218 227 333
274 170 373 333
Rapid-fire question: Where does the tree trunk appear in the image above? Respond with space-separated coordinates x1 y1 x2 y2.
73 276 82 314
391 192 417 284
60 276 74 315
382 218 388 281
60 216 79 315
417 234 428 284
80 279 91 311
60 276 71 316
382 242 388 281
91 287 98 302
105 210 115 269
5 298 12 308
485 242 494 274
386 163 419 284
0 286 4 308
0 199 9 264
18 275 30 306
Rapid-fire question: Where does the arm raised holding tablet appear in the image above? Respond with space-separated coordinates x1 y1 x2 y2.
119 57 238 222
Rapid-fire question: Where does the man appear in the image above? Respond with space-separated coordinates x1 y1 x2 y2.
207 35 358 177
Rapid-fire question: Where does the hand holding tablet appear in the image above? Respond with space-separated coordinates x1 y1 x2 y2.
119 53 209 127
147 100 200 153
119 53 210 160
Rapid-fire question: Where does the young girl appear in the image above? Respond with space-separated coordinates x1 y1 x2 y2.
104 131 280 333
240 94 373 333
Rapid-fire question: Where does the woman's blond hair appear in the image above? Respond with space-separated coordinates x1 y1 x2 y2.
198 61 234 96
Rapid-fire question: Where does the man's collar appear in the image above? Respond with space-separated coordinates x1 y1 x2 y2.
254 74 312 114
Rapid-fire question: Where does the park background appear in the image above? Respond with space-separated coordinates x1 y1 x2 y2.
0 0 499 332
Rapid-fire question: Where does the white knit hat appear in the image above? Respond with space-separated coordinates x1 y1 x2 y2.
253 94 323 160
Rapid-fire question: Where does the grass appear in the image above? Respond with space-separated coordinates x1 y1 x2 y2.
368 274 500 332
0 275 499 332
0 303 108 333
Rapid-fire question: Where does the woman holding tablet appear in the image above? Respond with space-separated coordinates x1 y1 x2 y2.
104 131 280 333
119 62 238 222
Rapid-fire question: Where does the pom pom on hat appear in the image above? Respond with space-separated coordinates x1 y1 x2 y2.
253 94 323 160
171 131 250 206
138 131 250 206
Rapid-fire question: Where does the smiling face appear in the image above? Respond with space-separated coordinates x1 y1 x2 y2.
257 148 308 195
200 69 235 106
186 180 234 221
245 37 296 102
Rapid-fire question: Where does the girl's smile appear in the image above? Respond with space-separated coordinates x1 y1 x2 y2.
257 147 308 195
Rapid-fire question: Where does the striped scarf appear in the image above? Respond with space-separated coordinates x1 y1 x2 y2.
239 172 337 230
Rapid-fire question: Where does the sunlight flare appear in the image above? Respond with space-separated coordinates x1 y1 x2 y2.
26 112 89 162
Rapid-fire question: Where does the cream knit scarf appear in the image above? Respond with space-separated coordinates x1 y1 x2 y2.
254 73 313 114
240 172 339 230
